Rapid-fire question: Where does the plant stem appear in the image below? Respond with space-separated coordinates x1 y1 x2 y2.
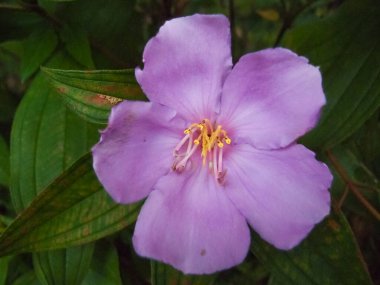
273 0 314 47
327 150 380 221
337 185 349 210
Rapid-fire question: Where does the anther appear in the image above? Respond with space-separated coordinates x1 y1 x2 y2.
217 170 227 185
173 119 231 182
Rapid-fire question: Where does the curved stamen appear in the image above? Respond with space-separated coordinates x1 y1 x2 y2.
174 133 190 155
186 132 193 154
175 144 199 172
213 144 218 179
218 145 223 175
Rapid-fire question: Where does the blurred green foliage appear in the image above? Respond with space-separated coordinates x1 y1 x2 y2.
0 0 379 284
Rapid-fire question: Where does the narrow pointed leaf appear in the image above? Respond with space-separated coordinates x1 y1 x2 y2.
0 6 43 42
0 256 10 285
82 241 123 285
11 53 100 213
0 136 9 187
21 27 58 81
10 52 111 283
34 244 94 285
60 24 95 68
0 154 141 256
41 67 146 124
251 211 372 285
12 271 40 285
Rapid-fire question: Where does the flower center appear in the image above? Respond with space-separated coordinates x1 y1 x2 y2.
172 119 231 184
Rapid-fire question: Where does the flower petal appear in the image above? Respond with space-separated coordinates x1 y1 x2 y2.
224 144 332 249
219 48 326 149
136 14 232 121
92 101 185 203
132 166 250 274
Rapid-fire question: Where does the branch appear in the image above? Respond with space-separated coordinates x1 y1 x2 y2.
327 150 380 221
0 3 24 10
273 0 315 47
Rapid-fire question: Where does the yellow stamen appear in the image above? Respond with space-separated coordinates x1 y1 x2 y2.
181 119 231 166
173 118 232 182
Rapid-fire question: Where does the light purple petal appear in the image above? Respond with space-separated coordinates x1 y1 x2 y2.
92 101 185 203
136 14 232 121
219 48 326 149
224 143 332 249
132 165 250 274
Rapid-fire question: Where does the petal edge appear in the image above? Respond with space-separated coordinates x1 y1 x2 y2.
219 48 326 149
225 143 332 249
133 166 250 274
92 101 185 203
136 14 233 121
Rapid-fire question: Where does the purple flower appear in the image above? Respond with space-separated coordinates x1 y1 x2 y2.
92 14 332 274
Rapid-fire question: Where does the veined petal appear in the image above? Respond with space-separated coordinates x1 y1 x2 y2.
219 48 325 149
133 165 250 274
224 144 332 249
92 101 185 204
136 14 232 121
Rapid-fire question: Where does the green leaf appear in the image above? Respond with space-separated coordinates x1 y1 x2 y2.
327 147 380 219
41 67 145 124
329 148 379 189
55 0 144 68
34 244 94 285
251 211 372 285
12 271 40 285
350 111 380 177
268 276 281 285
60 24 95 68
284 0 380 149
0 5 43 42
21 27 58 81
37 0 58 14
0 86 17 123
150 261 216 285
10 65 99 212
0 256 10 285
0 154 141 256
11 52 102 283
0 44 18 122
0 136 9 187
82 241 122 285
41 67 145 99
